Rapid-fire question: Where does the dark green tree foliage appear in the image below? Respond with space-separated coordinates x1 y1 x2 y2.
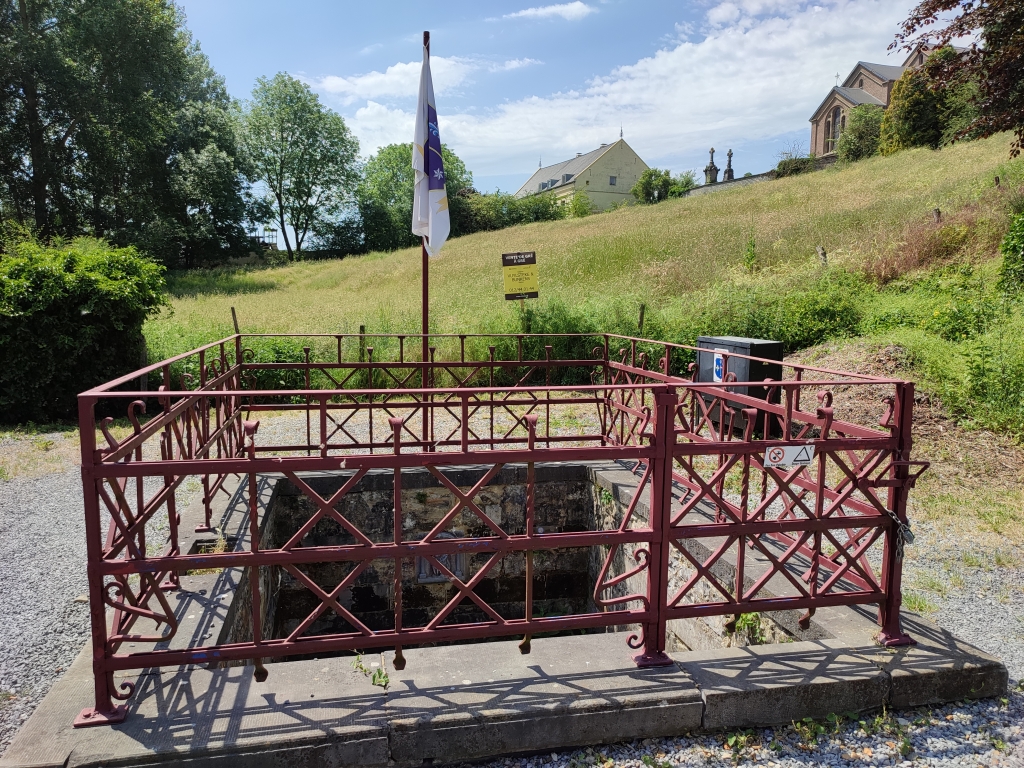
242 74 360 260
462 190 564 232
879 66 943 154
355 142 472 253
836 105 884 162
632 168 672 204
668 170 698 198
567 189 593 218
0 0 247 265
774 156 816 177
896 0 1024 156
0 237 166 422
998 214 1024 294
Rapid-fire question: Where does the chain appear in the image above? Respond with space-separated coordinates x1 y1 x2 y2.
885 507 915 561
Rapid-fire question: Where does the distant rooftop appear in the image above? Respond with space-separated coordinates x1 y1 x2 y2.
514 142 619 198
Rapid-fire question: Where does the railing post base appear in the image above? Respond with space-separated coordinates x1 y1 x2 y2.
632 650 674 668
74 705 127 728
876 629 916 648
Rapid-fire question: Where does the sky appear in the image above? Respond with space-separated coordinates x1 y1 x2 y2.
178 0 920 194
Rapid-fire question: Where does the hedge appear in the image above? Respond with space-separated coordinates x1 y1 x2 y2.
0 238 166 423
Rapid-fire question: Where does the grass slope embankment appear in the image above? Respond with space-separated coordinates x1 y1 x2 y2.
150 134 1017 349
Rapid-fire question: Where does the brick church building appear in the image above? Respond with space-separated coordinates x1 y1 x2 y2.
809 45 934 156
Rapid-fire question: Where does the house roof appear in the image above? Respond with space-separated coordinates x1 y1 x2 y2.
854 61 907 83
809 87 885 121
515 141 621 198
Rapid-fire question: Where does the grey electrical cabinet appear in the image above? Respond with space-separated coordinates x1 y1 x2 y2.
696 336 783 436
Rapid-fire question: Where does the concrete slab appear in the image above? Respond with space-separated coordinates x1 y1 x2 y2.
0 645 389 768
673 640 889 730
861 614 1009 709
383 635 703 766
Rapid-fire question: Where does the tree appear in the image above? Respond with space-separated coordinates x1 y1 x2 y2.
129 49 249 267
837 104 884 162
355 142 471 253
0 0 248 264
879 67 942 155
631 168 672 204
567 189 593 218
242 74 359 260
668 170 698 198
894 0 1024 156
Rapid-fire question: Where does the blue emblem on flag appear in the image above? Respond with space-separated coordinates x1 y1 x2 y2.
426 105 445 190
713 353 724 383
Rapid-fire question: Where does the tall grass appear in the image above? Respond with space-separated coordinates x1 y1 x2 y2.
147 134 1022 363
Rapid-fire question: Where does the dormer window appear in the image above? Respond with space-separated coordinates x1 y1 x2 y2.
562 173 574 184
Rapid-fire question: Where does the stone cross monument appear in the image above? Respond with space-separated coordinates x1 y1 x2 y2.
723 149 735 182
704 147 719 185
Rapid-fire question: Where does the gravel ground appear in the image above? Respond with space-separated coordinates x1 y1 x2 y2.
0 467 92 751
902 519 1024 685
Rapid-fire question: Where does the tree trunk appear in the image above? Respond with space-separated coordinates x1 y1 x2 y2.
276 196 294 260
18 0 50 237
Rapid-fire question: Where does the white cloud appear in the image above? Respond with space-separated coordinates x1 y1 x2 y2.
492 58 542 71
312 57 475 105
707 3 741 25
335 0 916 176
503 2 596 21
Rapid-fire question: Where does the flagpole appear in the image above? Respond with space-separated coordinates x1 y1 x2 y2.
421 30 431 450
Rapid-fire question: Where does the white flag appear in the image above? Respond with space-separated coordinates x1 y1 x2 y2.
411 43 450 256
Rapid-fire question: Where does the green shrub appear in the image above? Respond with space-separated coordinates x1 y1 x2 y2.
631 168 672 204
998 214 1024 294
0 238 166 422
879 67 942 155
567 189 594 218
746 271 866 350
669 170 698 198
837 105 884 162
774 156 816 178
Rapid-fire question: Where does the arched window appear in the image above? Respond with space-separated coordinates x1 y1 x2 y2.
858 78 864 88
828 106 842 152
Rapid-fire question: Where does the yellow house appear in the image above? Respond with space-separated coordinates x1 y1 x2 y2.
514 139 648 211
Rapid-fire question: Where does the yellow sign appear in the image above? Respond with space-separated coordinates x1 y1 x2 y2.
502 252 538 300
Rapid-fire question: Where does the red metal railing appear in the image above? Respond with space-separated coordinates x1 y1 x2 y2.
74 333 926 726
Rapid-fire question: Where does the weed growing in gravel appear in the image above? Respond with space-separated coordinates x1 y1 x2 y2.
961 551 986 569
916 574 949 596
993 550 1021 568
792 716 828 745
571 749 615 768
903 591 938 613
947 568 967 589
722 729 759 764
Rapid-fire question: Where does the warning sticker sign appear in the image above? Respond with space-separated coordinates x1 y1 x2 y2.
764 444 815 468
502 251 539 300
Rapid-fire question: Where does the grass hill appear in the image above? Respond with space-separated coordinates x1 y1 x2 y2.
151 135 1017 345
